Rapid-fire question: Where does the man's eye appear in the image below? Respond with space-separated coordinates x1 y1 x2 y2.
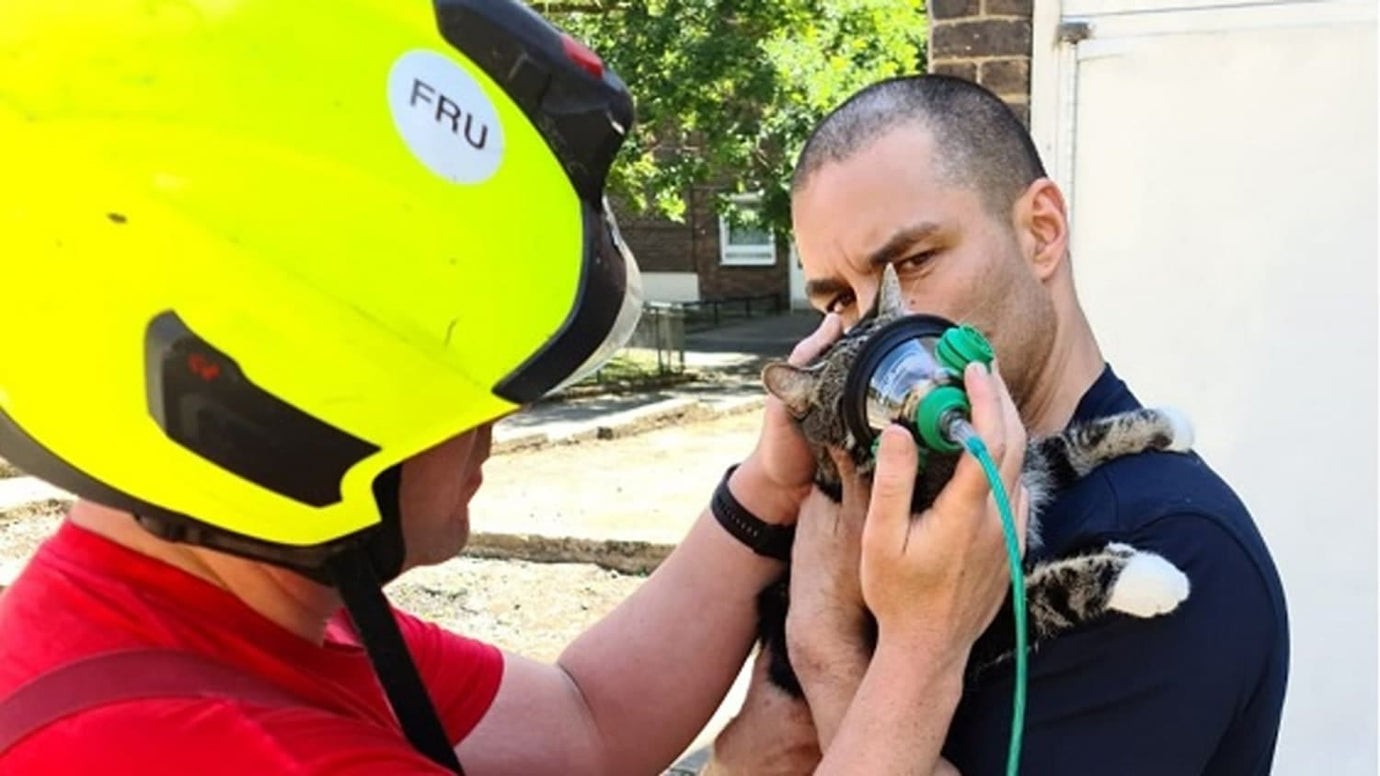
826 293 855 314
897 250 937 270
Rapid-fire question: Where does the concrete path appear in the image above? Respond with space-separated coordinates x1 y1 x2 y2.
685 309 823 357
469 409 762 574
493 384 763 454
492 309 819 452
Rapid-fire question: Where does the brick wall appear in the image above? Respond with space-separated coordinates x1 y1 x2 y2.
612 188 789 303
614 206 696 274
687 187 789 302
928 0 1034 126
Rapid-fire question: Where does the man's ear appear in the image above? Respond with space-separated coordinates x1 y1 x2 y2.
1012 178 1070 281
761 361 820 418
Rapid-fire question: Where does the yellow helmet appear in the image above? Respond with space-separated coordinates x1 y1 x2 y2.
0 0 643 580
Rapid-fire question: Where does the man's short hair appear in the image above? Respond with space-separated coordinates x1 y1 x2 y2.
792 75 1048 217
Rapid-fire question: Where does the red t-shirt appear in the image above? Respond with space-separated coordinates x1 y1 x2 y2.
0 519 505 774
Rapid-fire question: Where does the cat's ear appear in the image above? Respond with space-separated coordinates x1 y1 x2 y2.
877 263 906 318
761 361 819 418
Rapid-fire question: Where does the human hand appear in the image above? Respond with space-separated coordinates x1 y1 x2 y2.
703 639 964 776
780 455 876 751
699 645 822 776
784 452 870 673
729 313 844 526
860 361 1031 664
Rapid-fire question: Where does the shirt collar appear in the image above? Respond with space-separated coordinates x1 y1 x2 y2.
1070 362 1142 426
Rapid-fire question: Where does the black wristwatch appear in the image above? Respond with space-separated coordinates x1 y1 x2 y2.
710 464 796 562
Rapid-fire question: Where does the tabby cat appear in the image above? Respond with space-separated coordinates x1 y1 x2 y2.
755 264 1192 696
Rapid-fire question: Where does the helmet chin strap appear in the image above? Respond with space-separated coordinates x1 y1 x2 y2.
320 464 464 774
327 545 465 775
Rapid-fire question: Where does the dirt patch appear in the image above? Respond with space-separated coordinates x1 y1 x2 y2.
388 558 646 664
0 501 648 663
0 503 65 566
471 410 761 545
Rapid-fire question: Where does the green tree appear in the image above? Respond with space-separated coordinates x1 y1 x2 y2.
539 0 927 237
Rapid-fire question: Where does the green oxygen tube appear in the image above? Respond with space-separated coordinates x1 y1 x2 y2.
946 418 1026 776
918 326 1027 776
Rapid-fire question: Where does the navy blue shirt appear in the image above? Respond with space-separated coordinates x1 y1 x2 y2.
943 365 1289 775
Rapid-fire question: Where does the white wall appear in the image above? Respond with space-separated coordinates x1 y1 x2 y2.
640 271 701 303
1031 1 1377 772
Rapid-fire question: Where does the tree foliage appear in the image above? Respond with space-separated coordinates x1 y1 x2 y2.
539 0 927 236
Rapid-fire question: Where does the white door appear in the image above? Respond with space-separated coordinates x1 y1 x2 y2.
1030 1 1377 773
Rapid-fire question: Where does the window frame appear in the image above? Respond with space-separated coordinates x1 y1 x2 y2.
718 193 777 267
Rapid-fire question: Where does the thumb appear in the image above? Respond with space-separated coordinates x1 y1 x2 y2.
863 425 919 551
934 361 1006 513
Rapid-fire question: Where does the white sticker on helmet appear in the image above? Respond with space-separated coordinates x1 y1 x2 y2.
387 49 504 184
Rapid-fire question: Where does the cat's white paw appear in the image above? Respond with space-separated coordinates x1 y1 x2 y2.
1107 551 1190 617
1158 406 1195 452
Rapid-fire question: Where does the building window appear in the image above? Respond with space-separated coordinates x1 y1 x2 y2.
719 193 776 267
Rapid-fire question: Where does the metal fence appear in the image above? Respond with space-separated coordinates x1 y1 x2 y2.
586 292 786 383
678 292 784 331
620 302 686 375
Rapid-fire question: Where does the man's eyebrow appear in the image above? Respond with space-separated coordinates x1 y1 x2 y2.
802 222 942 305
805 275 850 302
864 222 943 271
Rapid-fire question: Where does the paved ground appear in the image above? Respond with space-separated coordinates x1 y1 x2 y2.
685 309 823 357
493 385 762 452
477 411 760 545
492 310 820 453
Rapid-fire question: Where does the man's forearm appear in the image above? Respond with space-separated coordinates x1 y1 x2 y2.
817 641 965 774
557 506 788 773
795 640 868 751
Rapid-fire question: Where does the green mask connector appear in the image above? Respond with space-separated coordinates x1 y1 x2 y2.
935 324 995 375
912 326 995 453
915 386 969 453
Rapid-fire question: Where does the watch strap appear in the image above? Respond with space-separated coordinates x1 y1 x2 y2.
710 464 795 562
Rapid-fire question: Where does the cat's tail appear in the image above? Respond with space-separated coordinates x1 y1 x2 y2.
972 542 1191 675
1026 542 1190 639
1035 406 1195 490
1102 543 1192 618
